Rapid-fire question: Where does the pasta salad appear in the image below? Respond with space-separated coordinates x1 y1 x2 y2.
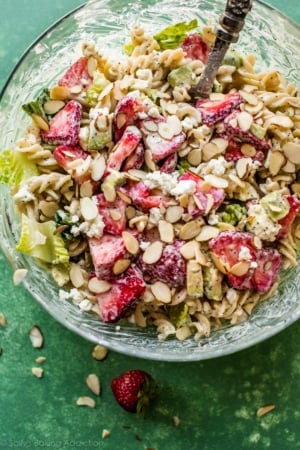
2 19 300 341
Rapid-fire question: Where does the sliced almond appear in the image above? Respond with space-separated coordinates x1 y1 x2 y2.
31 114 49 131
291 182 300 195
32 367 44 378
116 113 127 130
92 344 108 360
0 313 7 327
80 197 98 221
179 220 202 240
113 259 131 275
150 281 172 303
187 149 202 166
237 111 253 131
13 268 28 286
187 260 203 298
29 326 44 349
210 252 228 274
122 231 139 255
143 120 158 132
110 209 122 221
267 115 293 128
142 241 163 264
87 56 98 77
196 225 220 241
167 115 182 135
69 263 85 288
44 100 65 115
252 236 262 250
180 240 199 260
256 404 275 417
102 183 116 202
80 180 93 198
165 205 184 223
144 149 157 171
86 373 101 396
35 356 46 364
118 190 132 204
127 169 147 180
158 220 174 243
125 205 136 219
50 85 70 100
76 396 96 408
236 158 250 179
268 151 286 176
158 122 174 140
70 84 82 95
282 159 296 173
88 278 111 294
91 154 106 181
203 174 229 189
211 137 228 153
230 260 250 276
202 142 221 162
282 142 300 164
241 143 256 158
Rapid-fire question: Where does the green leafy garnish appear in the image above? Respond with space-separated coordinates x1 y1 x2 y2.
219 204 247 226
154 19 198 50
22 88 50 120
0 149 38 186
16 214 69 265
176 158 190 174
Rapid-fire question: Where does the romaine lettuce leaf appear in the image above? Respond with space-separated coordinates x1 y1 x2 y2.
154 19 198 50
22 88 50 120
16 214 69 265
0 149 38 186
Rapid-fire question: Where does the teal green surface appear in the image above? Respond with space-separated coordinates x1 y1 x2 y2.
1 1 300 449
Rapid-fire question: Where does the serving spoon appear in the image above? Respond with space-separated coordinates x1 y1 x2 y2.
189 0 253 99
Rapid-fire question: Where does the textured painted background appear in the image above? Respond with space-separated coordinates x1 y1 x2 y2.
0 1 300 449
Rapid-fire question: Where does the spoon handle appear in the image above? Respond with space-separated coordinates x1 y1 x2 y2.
189 0 253 99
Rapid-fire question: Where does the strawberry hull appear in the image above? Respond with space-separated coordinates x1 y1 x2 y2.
96 266 146 323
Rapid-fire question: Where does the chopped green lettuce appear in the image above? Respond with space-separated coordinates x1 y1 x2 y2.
176 158 190 174
218 204 247 226
22 88 50 120
85 72 109 107
154 19 198 50
0 149 38 186
16 214 69 265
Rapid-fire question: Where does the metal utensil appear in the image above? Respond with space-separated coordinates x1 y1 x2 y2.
189 0 253 100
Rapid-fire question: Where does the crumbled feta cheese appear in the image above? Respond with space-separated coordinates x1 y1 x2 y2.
208 211 219 225
250 261 258 269
86 215 105 238
247 203 281 242
238 246 252 261
89 107 109 120
78 299 93 311
198 156 231 176
144 171 196 197
149 207 162 224
140 241 151 251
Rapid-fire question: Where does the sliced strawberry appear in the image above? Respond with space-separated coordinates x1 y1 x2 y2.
89 234 128 280
96 266 146 322
180 33 210 64
41 100 82 146
223 110 270 152
196 92 242 126
277 195 300 240
160 152 178 173
95 193 127 235
124 181 170 210
53 144 89 184
179 171 224 216
252 248 282 293
58 56 93 90
217 134 265 163
209 230 282 293
144 131 186 162
113 95 145 141
137 240 186 288
106 126 142 172
122 142 145 171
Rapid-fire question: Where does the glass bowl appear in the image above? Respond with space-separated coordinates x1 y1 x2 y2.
1 0 300 362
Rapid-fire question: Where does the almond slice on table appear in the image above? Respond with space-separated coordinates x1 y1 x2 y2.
86 374 101 396
29 325 44 349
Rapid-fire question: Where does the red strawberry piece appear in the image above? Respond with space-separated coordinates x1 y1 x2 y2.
144 131 186 162
179 171 224 216
41 100 82 146
122 142 145 171
218 134 265 163
58 56 93 90
223 110 270 152
180 33 210 64
53 144 89 184
137 240 186 288
106 126 142 173
111 369 156 413
209 230 282 293
124 181 170 210
113 95 145 141
196 92 242 126
159 152 178 174
96 266 146 323
252 248 282 293
277 195 300 240
95 193 127 235
89 234 128 280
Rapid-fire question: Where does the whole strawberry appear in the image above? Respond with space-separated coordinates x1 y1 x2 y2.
111 369 156 414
